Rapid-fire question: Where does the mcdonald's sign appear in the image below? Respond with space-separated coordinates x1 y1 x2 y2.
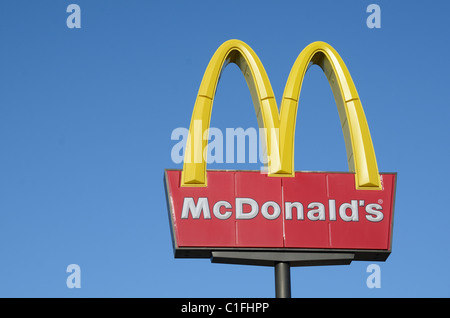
164 40 396 263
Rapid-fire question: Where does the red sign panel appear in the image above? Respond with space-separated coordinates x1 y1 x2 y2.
165 170 396 260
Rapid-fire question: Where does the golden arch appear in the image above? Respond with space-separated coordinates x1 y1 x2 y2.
181 40 381 190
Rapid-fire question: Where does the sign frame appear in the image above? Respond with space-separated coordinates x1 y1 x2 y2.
164 169 397 266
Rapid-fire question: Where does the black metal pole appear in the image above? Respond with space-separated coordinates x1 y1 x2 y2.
274 261 291 298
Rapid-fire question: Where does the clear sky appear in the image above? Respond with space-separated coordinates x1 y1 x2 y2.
0 0 449 297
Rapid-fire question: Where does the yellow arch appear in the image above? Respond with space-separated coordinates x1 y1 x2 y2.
181 40 381 190
280 41 381 189
181 40 281 186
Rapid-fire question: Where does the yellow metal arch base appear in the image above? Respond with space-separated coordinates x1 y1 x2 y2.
181 40 381 190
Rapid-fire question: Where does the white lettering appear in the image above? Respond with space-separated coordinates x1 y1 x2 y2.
181 197 211 219
261 201 281 220
213 200 232 220
236 198 258 219
307 202 325 221
285 202 304 220
339 200 359 222
329 199 336 221
365 203 384 222
181 302 215 315
179 197 385 222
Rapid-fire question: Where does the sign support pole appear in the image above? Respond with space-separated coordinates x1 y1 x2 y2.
274 261 291 298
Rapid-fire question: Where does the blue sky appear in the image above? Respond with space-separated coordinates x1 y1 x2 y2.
0 0 449 297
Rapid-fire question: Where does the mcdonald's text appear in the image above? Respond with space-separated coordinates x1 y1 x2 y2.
181 197 384 222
